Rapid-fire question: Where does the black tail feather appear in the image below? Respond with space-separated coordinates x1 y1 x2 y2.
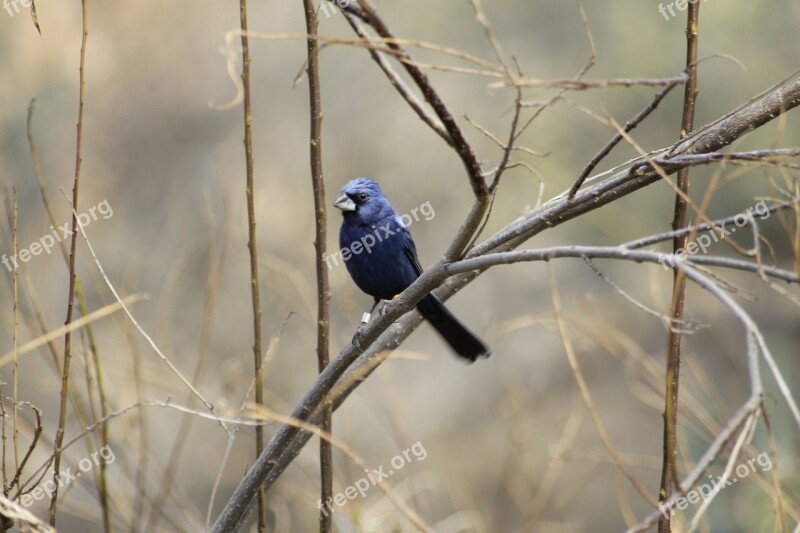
416 294 490 362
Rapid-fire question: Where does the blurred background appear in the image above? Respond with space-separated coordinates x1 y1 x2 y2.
0 0 798 531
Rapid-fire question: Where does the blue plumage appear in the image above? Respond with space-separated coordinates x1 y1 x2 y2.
334 178 490 362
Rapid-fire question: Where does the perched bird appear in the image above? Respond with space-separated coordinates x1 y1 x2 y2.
333 177 490 362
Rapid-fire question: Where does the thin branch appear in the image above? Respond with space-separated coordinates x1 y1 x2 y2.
10 191 19 479
0 296 141 367
583 258 699 333
568 81 682 200
61 195 229 430
340 13 452 146
26 103 110 521
549 266 659 507
661 6 700 530
447 246 798 284
666 147 800 166
236 0 267 529
50 1 88 518
0 190 19 532
301 1 333 532
688 411 758 530
27 95 115 533
491 74 690 90
214 32 502 110
479 71 800 257
624 201 793 250
5 401 42 499
17 398 273 502
352 0 489 202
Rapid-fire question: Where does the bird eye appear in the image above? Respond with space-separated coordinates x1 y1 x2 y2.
357 192 368 201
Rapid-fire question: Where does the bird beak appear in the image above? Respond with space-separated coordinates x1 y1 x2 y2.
333 193 356 212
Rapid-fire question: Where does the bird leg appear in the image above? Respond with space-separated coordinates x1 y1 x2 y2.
353 298 381 349
362 298 381 324
378 294 399 317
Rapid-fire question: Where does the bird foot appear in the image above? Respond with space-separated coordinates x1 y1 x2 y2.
352 328 363 350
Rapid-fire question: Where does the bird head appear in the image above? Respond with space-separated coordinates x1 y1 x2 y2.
333 177 394 222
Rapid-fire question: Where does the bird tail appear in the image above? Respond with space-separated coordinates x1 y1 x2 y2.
416 294 490 362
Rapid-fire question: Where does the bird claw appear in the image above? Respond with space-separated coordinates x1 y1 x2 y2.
352 322 368 350
352 328 363 350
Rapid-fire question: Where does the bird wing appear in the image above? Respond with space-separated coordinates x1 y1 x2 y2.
401 228 424 276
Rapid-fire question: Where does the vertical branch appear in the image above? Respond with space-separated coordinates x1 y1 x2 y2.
301 2 332 531
11 190 19 477
659 4 700 532
27 100 110 530
77 290 111 533
238 0 266 530
0 190 20 532
126 322 147 533
49 0 88 525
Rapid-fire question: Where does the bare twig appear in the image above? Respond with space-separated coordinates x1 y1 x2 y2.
491 74 690 90
353 0 489 203
61 194 228 429
26 105 110 508
0 296 141 366
9 191 20 485
51 3 88 519
0 190 19 532
549 266 659 507
340 13 452 146
236 0 267 529
568 81 683 200
214 32 502 111
5 401 42 498
660 8 701 531
301 1 333 531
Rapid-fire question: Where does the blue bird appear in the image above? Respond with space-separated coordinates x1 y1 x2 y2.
333 178 490 362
